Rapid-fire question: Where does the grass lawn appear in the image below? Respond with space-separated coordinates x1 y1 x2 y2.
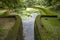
41 17 60 40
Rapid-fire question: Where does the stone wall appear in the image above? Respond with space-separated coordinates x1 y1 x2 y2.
0 15 24 40
34 15 60 40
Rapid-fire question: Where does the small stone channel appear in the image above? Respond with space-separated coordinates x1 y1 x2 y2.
22 13 38 40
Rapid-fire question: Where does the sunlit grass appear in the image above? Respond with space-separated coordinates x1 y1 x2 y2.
0 10 7 15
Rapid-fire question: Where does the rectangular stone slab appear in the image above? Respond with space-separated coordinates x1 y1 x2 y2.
0 16 16 40
34 15 60 40
0 15 24 40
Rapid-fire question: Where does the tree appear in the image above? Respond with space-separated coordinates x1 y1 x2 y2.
0 0 20 9
0 0 20 15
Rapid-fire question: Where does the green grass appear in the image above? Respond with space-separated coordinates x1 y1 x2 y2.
41 17 60 40
0 25 6 40
0 10 7 15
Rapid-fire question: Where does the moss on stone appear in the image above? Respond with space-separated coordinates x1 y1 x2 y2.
34 15 60 40
0 14 24 40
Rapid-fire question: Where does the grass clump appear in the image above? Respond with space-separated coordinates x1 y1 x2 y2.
0 25 6 40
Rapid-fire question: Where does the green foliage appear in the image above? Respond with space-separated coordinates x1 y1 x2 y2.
0 0 20 9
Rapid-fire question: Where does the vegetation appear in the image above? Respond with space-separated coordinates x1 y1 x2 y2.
0 0 60 40
0 25 6 40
